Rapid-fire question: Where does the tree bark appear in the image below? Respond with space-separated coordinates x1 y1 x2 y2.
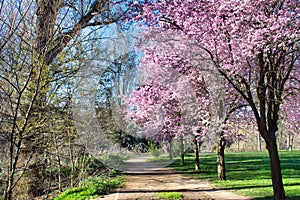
69 137 75 187
287 134 293 151
179 135 184 165
4 176 13 200
193 137 200 171
169 141 173 160
258 131 262 151
4 138 15 200
265 134 285 200
217 137 226 180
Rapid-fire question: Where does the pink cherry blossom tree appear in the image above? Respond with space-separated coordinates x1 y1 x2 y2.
125 29 250 175
125 31 211 168
145 29 253 179
281 92 300 150
133 0 300 199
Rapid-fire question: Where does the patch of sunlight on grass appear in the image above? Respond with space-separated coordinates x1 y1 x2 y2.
156 192 184 199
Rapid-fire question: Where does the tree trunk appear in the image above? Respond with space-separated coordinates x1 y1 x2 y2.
258 131 262 151
287 134 293 151
4 145 14 200
169 141 173 160
56 151 62 192
265 134 285 200
217 137 226 180
179 135 184 165
193 137 200 171
4 176 13 200
69 139 75 187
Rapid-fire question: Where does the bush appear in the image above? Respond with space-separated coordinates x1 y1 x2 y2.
108 168 120 177
53 174 125 200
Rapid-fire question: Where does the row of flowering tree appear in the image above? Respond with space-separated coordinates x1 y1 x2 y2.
126 0 300 199
124 29 253 179
125 31 210 167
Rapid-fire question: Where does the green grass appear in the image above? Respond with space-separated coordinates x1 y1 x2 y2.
155 151 300 200
156 192 184 199
53 174 125 200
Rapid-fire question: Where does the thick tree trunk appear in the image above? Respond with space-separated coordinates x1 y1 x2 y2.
265 134 285 200
179 135 184 165
217 137 226 180
193 137 200 171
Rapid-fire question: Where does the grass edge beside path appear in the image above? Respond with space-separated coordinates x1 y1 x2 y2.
150 151 300 200
53 170 125 200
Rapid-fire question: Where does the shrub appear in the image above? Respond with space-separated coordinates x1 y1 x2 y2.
53 174 125 200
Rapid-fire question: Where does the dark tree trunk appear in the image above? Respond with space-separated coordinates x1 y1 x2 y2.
213 30 291 199
217 137 226 180
179 135 184 165
264 133 285 200
193 137 200 171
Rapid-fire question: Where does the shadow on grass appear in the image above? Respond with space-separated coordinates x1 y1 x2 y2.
168 151 300 179
215 182 299 191
114 181 300 200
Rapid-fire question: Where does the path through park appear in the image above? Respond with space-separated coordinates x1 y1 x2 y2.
96 155 252 200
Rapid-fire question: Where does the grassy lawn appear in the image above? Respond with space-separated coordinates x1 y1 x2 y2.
155 151 300 200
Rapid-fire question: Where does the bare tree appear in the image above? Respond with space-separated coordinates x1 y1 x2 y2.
0 0 132 199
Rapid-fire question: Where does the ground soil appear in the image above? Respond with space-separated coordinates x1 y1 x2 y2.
96 155 253 200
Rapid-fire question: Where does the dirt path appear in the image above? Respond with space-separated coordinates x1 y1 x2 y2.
96 155 252 200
